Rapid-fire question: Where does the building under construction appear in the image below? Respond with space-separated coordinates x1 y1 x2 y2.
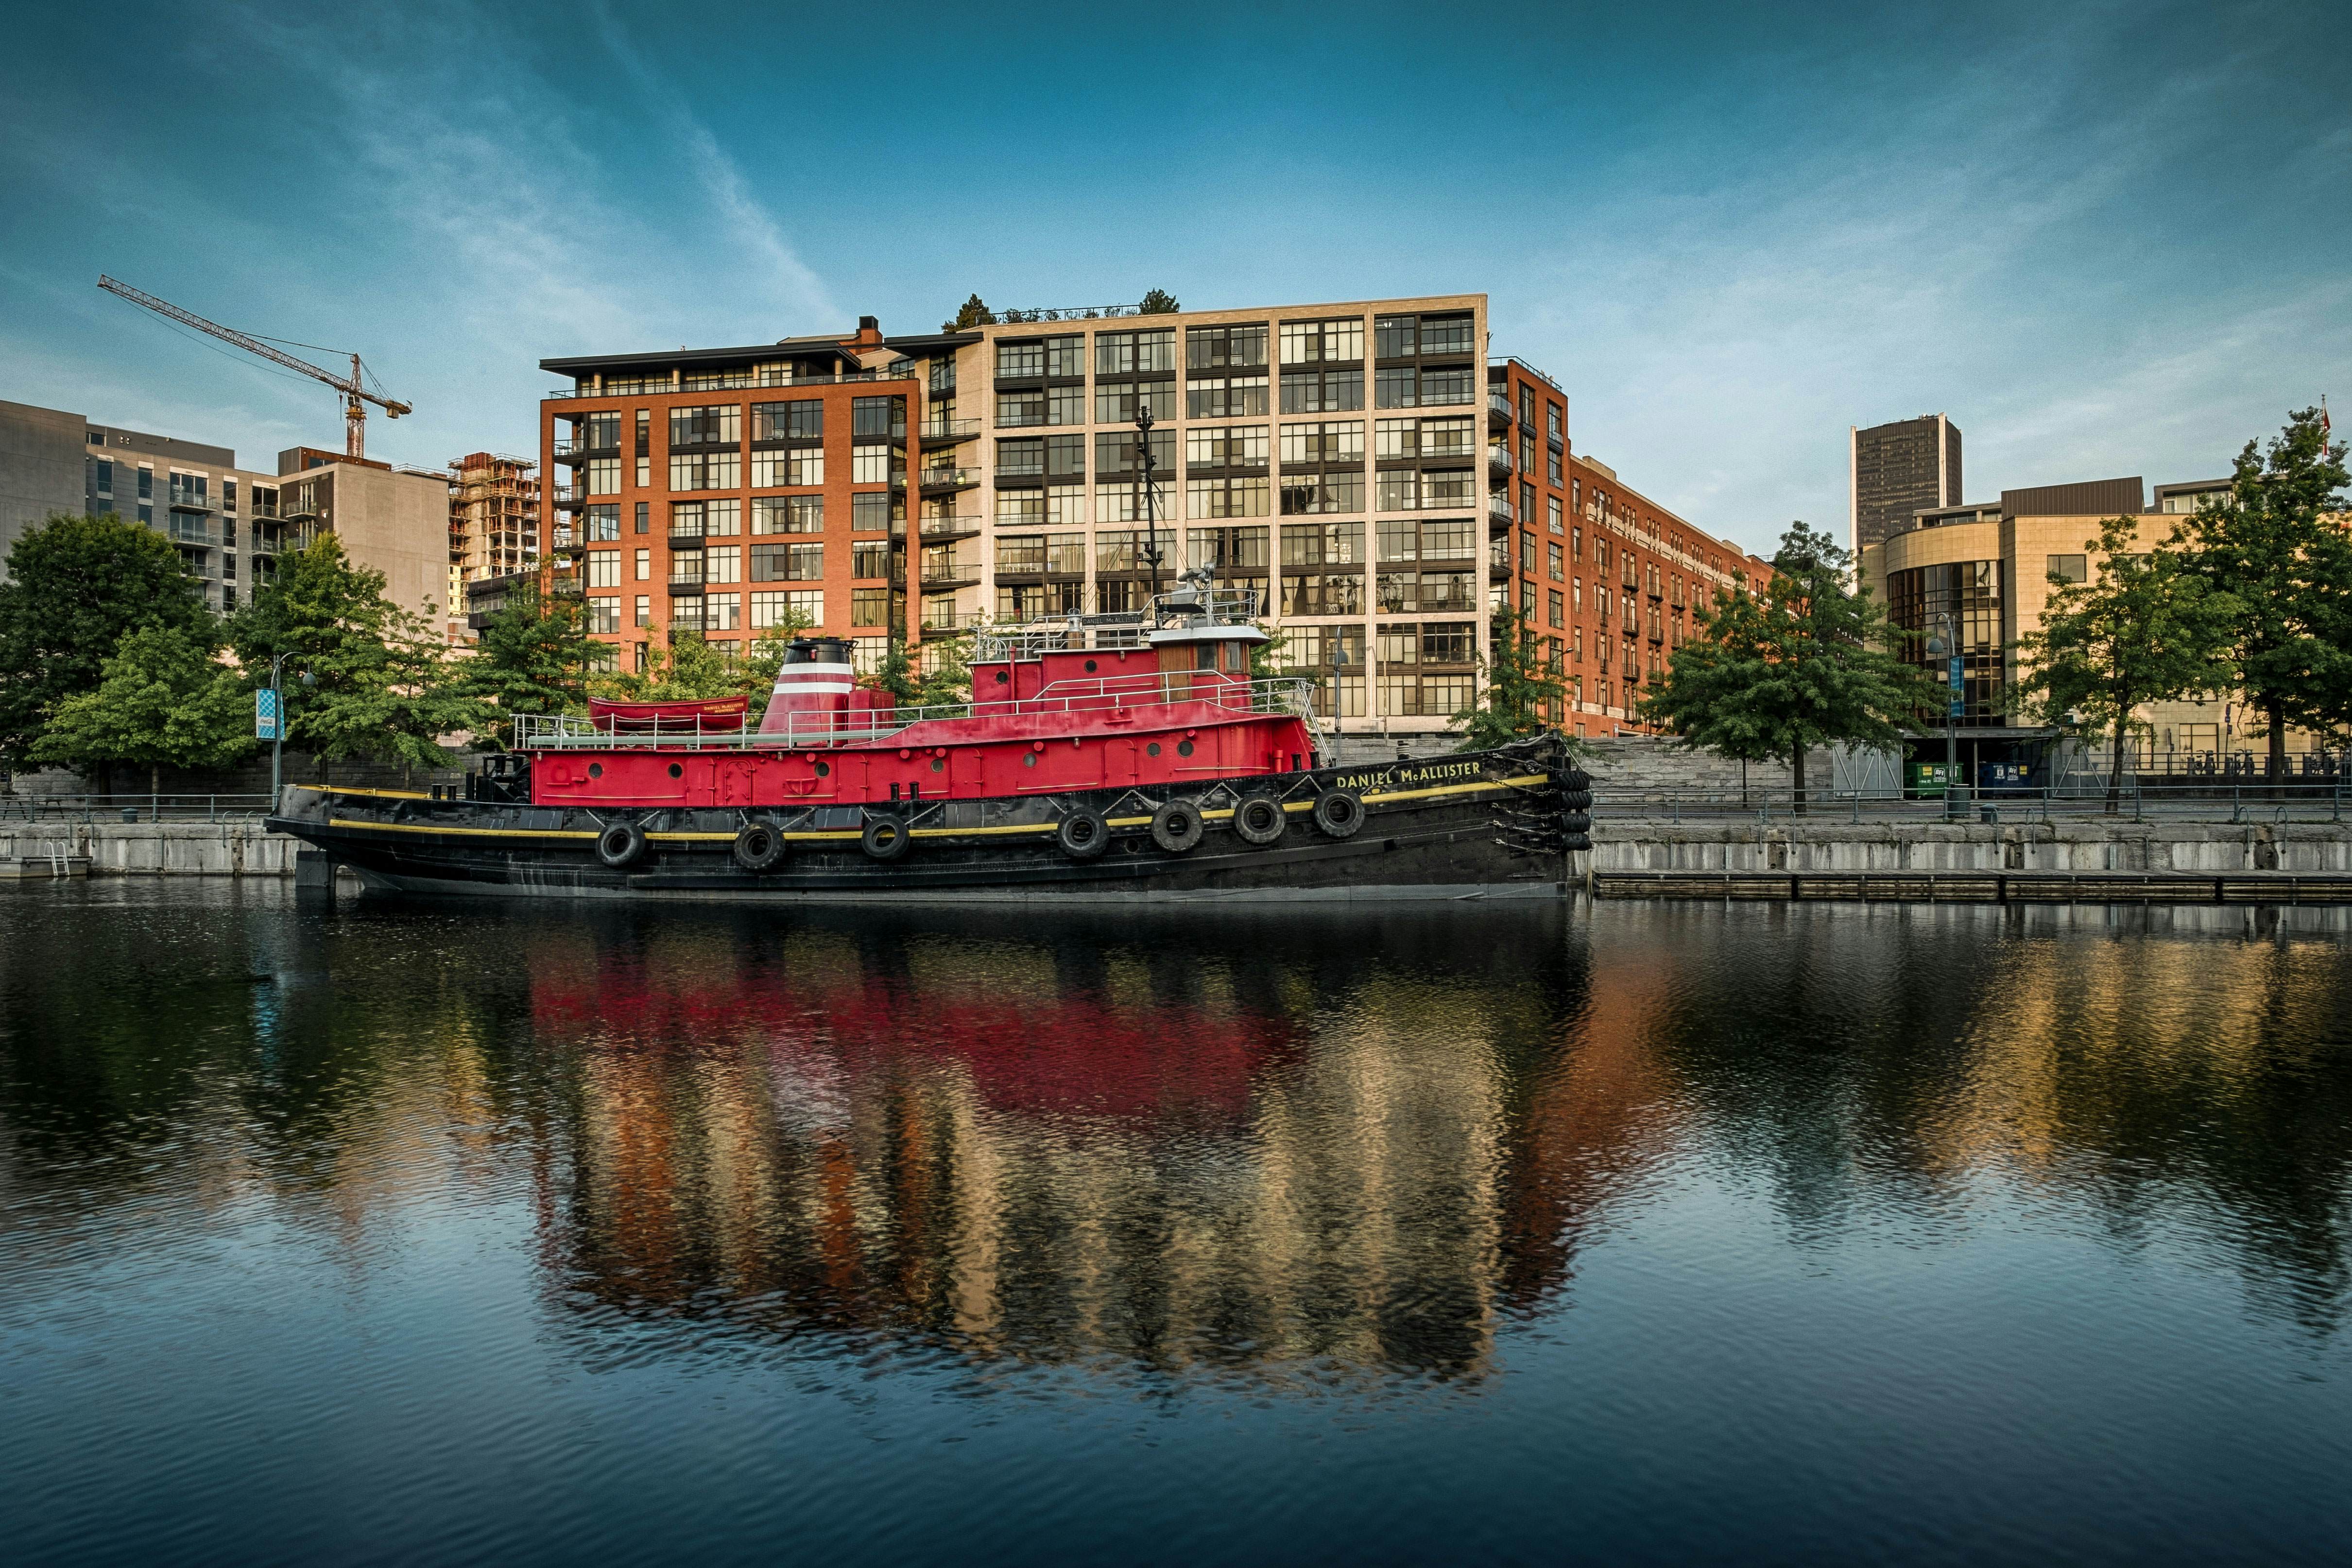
447 452 540 639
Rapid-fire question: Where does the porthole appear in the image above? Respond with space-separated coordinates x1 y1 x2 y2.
667 762 683 779
994 670 1010 685
1176 740 1195 758
815 761 830 777
1084 658 1098 673
931 758 944 772
1146 742 1161 758
587 762 603 779
1023 753 1037 768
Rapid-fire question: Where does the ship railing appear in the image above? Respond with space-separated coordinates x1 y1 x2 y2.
511 677 1318 753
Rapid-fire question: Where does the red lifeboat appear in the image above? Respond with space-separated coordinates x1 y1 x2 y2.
586 694 748 734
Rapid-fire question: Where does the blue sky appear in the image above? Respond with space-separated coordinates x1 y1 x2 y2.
2 0 2345 556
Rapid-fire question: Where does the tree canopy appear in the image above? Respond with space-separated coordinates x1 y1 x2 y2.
941 293 996 332
2178 408 2352 770
229 533 477 773
1137 289 1180 315
461 581 598 745
28 624 255 794
0 514 211 768
1641 521 1932 809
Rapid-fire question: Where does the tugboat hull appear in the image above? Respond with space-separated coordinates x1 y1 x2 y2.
268 737 1588 904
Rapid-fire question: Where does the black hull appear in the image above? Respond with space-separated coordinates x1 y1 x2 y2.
268 736 1585 904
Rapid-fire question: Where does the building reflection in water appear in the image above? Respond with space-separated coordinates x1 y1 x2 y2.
520 906 1627 1380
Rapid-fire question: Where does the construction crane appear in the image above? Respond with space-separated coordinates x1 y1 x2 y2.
97 275 412 462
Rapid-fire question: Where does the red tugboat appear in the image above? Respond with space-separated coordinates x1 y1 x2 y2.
268 572 1593 901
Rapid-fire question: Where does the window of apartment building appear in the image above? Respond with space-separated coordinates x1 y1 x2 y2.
1374 415 1476 460
2047 554 2088 584
580 411 622 449
670 597 706 633
852 541 892 579
1185 324 1268 371
585 457 621 495
1548 447 1563 485
1278 318 1364 365
1186 373 1268 419
1549 589 1565 629
996 535 1047 574
996 340 1045 379
997 581 1086 621
584 551 620 588
1046 484 1086 526
1376 517 1475 564
1548 497 1564 535
1373 315 1418 360
750 589 822 628
1521 583 1537 617
1097 376 1176 425
997 388 1046 428
670 449 739 490
92 458 113 495
851 492 902 532
632 595 651 627
584 505 620 541
1044 334 1084 379
585 598 620 634
1280 572 1364 616
852 443 902 484
750 541 824 582
997 491 1046 527
996 436 1044 479
1045 385 1086 425
1094 481 1172 523
851 587 892 628
1520 533 1537 574
635 411 651 486
1185 525 1270 571
702 594 740 632
1376 365 1474 408
670 404 739 447
852 396 905 440
1095 426 1175 477
1281 521 1366 566
1095 328 1178 376
1043 433 1085 481
752 400 823 441
1548 541 1565 581
1281 367 1364 414
137 465 154 500
704 544 740 585
632 501 649 534
753 496 823 534
1547 402 1564 444
1185 424 1269 471
1187 476 1270 518
635 549 651 581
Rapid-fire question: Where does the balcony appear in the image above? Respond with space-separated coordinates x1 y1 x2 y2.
1486 494 1515 530
168 494 212 513
550 483 585 508
919 417 980 445
668 530 707 550
1489 544 1514 582
920 466 980 493
920 512 983 541
666 577 706 596
1488 390 1514 429
919 567 982 592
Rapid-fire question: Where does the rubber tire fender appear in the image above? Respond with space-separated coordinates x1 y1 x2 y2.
732 822 787 873
1561 768 1592 793
1311 787 1365 840
1562 811 1593 834
1056 806 1111 860
595 821 647 869
1150 799 1205 854
1560 789 1594 811
1232 793 1288 847
860 815 913 862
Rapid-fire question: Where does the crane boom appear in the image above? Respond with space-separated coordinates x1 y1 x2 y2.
96 275 412 462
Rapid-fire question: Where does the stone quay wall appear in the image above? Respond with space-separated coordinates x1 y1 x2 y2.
1587 819 2352 876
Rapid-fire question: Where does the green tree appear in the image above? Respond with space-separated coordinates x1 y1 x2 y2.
866 635 919 705
28 625 255 796
1137 288 1180 315
2180 408 2352 775
941 293 997 332
2016 516 2239 810
1640 521 1932 812
462 580 597 745
1450 606 1569 752
230 534 478 777
594 627 746 702
0 514 211 768
912 631 974 711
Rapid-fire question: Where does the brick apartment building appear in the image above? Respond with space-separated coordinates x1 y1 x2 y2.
536 296 1765 736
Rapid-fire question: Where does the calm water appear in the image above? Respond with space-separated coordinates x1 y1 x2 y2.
2 885 2349 1566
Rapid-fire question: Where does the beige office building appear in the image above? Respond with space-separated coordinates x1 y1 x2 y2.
1862 474 2333 775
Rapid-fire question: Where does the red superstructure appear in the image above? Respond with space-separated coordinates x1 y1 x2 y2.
520 577 1323 812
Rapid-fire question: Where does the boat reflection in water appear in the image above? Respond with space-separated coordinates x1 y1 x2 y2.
518 902 1645 1381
